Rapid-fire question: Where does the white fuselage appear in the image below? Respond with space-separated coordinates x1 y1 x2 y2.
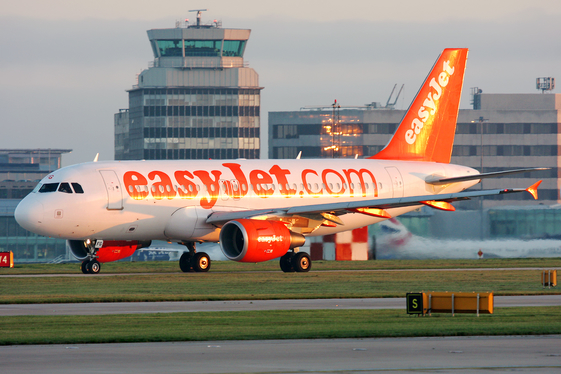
15 158 479 242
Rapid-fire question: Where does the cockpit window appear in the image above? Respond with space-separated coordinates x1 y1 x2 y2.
58 183 73 194
39 183 59 193
36 181 84 194
72 183 84 194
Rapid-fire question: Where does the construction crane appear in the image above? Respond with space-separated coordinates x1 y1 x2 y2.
385 84 404 109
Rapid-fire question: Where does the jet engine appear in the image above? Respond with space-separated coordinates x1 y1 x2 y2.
219 219 306 262
68 240 152 263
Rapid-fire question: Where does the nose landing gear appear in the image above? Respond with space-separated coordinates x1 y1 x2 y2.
81 259 101 274
80 240 102 274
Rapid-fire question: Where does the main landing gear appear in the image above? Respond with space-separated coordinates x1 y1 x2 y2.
279 251 312 273
179 242 211 273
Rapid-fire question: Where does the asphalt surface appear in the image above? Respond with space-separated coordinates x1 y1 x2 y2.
3 336 561 373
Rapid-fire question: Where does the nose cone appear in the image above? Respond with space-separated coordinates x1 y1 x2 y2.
15 195 44 234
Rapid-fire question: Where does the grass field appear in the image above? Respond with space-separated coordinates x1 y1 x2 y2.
1 307 560 345
1 259 559 345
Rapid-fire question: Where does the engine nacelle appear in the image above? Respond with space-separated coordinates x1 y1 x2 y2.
219 219 306 262
68 240 152 263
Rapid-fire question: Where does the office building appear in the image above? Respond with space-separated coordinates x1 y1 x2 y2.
0 149 71 262
115 14 262 160
269 92 561 209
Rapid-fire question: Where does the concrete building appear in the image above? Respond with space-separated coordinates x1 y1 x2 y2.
269 92 561 209
0 149 71 262
115 14 262 161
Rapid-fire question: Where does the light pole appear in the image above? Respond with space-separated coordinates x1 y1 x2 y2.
472 116 488 240
331 100 340 158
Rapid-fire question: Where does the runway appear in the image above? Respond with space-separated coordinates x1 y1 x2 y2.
3 336 561 373
1 295 561 316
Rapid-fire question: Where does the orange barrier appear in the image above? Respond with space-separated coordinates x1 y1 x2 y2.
542 270 557 288
406 291 493 316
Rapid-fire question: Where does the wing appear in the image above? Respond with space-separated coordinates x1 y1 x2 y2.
206 180 543 228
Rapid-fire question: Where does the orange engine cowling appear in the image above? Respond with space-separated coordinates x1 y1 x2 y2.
68 240 151 263
219 219 306 262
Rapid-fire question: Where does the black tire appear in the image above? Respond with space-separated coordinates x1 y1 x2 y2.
89 260 101 274
179 252 193 272
280 253 295 273
81 260 90 274
192 252 211 273
292 252 311 272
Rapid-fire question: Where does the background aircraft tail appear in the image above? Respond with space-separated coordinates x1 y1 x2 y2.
370 48 468 163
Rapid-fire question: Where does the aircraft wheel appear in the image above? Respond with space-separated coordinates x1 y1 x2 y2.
292 252 311 272
88 260 101 274
192 252 211 273
81 260 90 274
179 252 193 272
280 253 295 273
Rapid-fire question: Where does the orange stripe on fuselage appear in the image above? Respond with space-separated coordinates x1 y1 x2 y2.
122 163 379 209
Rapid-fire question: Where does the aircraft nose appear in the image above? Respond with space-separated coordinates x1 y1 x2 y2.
15 195 44 234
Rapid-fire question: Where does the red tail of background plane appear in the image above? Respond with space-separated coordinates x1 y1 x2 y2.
370 48 468 163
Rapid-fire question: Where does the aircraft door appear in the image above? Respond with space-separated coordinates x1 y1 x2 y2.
99 170 123 210
385 167 404 198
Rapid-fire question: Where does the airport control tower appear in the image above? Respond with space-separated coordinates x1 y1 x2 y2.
115 10 262 160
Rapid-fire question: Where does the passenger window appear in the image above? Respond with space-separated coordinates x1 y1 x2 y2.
39 183 59 193
72 183 84 194
58 183 73 194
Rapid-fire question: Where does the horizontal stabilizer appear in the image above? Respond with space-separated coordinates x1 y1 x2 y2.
426 168 550 185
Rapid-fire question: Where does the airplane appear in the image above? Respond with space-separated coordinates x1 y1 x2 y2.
375 218 561 259
15 48 545 274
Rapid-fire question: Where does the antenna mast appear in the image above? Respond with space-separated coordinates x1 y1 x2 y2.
189 9 208 26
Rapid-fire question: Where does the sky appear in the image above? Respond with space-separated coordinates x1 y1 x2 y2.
1 0 561 166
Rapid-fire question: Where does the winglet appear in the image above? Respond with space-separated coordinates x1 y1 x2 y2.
526 180 542 200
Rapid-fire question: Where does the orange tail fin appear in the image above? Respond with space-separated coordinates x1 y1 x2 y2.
370 48 468 163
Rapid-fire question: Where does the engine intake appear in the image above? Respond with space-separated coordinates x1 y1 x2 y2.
219 219 306 262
